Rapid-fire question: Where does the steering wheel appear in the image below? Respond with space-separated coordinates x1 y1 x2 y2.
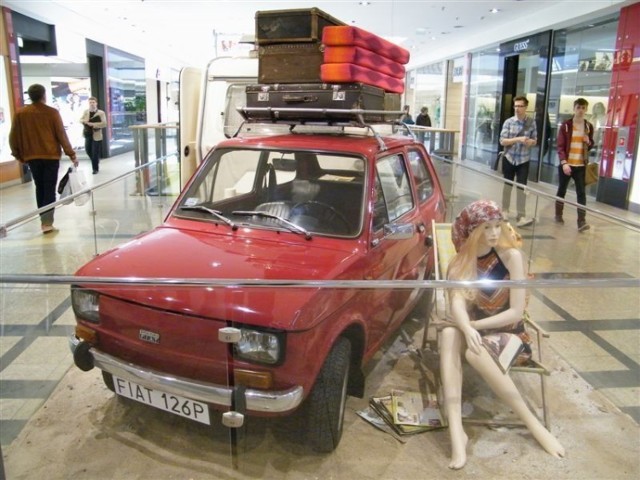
289 201 352 234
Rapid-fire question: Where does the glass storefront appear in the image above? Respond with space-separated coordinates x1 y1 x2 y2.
462 45 501 167
463 31 552 182
50 77 91 150
543 14 618 192
412 62 445 128
106 47 146 156
459 14 619 198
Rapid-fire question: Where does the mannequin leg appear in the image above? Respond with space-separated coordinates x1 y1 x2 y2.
465 347 565 458
439 327 468 469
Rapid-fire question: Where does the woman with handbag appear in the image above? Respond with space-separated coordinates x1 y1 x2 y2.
80 97 107 174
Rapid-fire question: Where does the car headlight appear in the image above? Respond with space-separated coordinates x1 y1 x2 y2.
234 328 285 365
71 286 100 323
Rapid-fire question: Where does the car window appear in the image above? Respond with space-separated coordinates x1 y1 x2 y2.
407 149 434 202
375 154 414 223
178 148 365 237
372 175 389 231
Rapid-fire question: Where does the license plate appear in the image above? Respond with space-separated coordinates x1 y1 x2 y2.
112 376 211 425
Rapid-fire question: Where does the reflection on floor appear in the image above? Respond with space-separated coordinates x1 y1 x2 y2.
1 153 638 448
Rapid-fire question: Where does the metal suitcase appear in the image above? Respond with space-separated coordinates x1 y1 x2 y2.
258 43 324 84
255 8 345 45
244 83 401 123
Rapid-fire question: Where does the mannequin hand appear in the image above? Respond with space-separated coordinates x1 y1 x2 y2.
462 325 483 355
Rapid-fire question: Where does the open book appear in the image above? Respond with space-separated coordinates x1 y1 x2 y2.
482 332 525 373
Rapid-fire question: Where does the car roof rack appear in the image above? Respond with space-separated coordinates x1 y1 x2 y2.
234 107 412 151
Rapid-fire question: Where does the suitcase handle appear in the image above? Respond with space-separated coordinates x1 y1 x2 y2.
283 94 318 104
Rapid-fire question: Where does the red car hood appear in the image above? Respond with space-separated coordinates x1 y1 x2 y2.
75 226 363 329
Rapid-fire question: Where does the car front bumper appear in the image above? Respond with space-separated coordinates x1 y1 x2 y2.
68 335 304 413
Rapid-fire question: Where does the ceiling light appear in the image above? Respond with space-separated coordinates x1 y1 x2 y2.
359 1 371 5
490 8 500 14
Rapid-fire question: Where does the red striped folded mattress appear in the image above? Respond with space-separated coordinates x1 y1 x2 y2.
320 63 405 94
323 45 405 79
322 26 410 65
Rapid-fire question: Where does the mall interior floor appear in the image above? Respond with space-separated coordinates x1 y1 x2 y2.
0 150 638 479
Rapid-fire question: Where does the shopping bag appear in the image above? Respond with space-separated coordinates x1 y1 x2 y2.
58 178 73 205
57 167 71 194
585 162 599 185
57 167 73 205
493 151 506 171
68 167 91 206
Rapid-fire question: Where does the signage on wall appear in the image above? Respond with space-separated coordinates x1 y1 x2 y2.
513 39 530 53
452 57 465 83
499 31 551 58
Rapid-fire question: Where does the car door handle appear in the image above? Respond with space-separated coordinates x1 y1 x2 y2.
417 222 426 234
425 235 433 248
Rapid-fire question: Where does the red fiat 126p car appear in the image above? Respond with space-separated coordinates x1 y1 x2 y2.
69 120 446 452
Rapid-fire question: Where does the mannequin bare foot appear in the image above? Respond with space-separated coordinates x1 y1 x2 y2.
530 423 565 458
448 428 469 469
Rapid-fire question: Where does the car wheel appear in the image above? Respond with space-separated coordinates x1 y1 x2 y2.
102 370 115 392
302 337 351 453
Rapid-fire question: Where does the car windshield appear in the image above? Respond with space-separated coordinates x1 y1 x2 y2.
176 148 366 237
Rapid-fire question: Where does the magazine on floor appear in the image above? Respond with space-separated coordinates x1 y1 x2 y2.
366 391 446 436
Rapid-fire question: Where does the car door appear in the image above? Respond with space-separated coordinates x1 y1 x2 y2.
406 147 446 276
364 151 428 345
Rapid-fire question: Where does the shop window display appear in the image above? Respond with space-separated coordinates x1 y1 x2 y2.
542 15 618 188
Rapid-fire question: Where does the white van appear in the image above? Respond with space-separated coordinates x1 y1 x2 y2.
179 54 258 187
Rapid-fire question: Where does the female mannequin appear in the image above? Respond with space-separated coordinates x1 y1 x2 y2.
439 200 564 469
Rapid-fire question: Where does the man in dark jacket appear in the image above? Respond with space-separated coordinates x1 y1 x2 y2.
415 106 432 144
555 97 594 232
9 84 77 233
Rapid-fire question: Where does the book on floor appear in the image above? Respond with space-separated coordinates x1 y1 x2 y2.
367 391 446 436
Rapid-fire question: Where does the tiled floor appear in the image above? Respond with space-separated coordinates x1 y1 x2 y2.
0 151 638 451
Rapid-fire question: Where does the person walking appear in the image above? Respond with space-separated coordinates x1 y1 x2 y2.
499 96 537 228
80 97 107 174
9 83 77 234
415 106 432 144
555 97 594 232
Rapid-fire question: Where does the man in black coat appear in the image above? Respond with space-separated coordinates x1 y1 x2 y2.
415 107 432 144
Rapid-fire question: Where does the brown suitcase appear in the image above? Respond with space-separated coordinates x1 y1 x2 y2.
258 43 324 84
255 8 345 45
244 83 402 123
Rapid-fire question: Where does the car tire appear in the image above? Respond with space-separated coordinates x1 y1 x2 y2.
302 337 351 453
102 370 116 392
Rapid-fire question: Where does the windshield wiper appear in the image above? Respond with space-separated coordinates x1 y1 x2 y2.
179 205 238 230
232 210 312 240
